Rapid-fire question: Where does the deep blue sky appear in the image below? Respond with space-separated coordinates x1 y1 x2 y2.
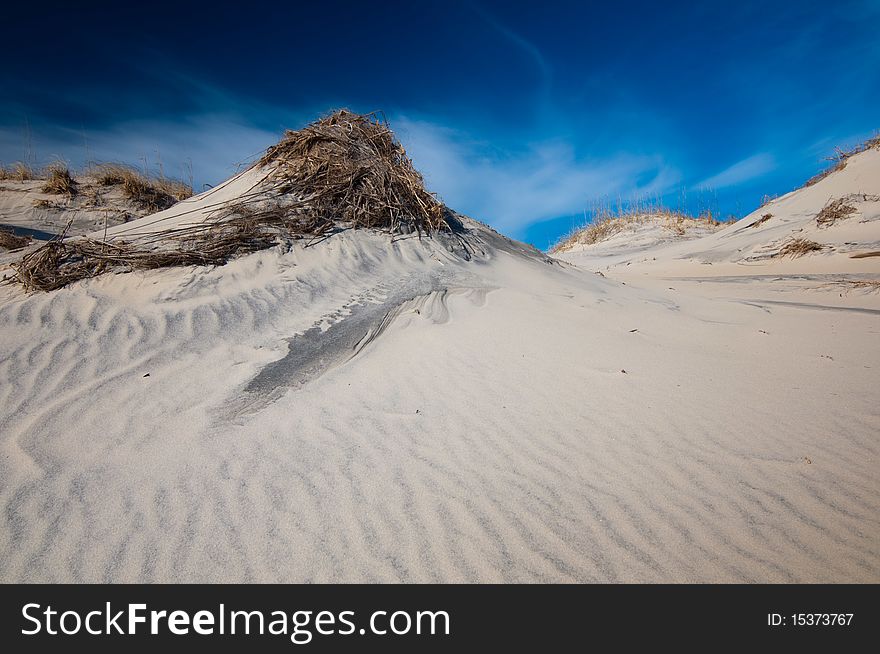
2 0 878 249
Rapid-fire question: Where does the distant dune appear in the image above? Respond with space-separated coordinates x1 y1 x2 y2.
555 137 880 281
0 118 877 583
551 210 730 257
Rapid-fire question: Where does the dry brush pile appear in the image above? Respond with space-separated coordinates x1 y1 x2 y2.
12 223 276 292
11 110 451 291
255 109 447 233
816 198 858 227
0 229 31 251
777 237 825 258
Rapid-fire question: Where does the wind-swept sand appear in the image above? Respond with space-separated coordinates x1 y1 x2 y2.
0 143 878 583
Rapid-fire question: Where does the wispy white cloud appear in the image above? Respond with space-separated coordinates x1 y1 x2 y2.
470 2 553 117
473 5 551 83
698 152 776 189
394 115 680 235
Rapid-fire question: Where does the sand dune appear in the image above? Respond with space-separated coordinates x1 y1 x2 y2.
0 137 877 583
558 143 880 280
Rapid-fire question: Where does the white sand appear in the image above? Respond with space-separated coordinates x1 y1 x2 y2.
0 149 877 583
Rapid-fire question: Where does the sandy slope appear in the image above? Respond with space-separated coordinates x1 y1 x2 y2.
0 153 878 583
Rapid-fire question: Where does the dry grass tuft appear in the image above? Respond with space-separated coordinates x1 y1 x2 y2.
153 178 193 202
555 214 628 247
803 161 847 188
41 164 78 196
119 174 173 211
0 229 32 250
550 208 725 253
32 198 63 209
777 237 825 258
94 164 130 186
95 164 192 211
804 134 880 188
748 213 773 228
816 198 857 227
0 162 37 181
